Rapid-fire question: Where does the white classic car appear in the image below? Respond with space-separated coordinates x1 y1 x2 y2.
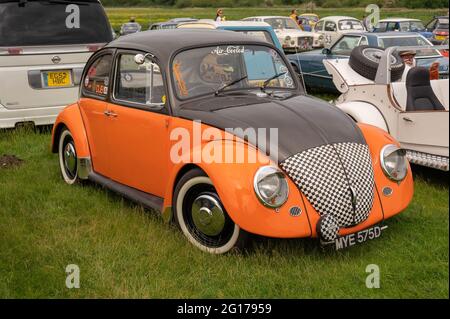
243 16 313 52
313 16 366 48
324 45 449 171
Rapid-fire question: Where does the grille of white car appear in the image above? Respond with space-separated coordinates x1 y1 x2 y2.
280 142 375 228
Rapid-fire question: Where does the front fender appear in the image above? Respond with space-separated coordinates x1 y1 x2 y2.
164 140 312 239
358 123 414 220
337 101 389 133
51 103 90 158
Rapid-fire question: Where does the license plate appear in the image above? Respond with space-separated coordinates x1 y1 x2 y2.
435 35 446 41
334 225 388 251
42 70 72 88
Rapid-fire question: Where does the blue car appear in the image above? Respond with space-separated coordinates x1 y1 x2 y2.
373 18 433 39
288 32 449 92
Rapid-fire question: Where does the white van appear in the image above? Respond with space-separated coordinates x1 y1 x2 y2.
0 0 113 128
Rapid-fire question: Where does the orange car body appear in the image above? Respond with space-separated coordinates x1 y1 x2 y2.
52 30 413 251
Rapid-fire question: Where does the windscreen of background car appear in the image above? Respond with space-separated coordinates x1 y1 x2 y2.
378 36 440 57
235 31 273 46
172 45 296 100
0 0 112 46
338 20 365 31
265 18 299 30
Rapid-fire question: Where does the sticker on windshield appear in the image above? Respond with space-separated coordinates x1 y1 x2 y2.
211 46 245 56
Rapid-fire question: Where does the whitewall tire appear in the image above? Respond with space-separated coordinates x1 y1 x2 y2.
58 129 79 185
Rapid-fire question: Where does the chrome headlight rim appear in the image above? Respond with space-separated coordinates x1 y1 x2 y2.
285 35 292 42
380 144 408 182
253 166 289 209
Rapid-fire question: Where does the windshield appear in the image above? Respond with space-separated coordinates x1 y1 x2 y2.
338 20 364 31
265 18 299 30
378 36 440 57
0 1 112 46
172 45 297 100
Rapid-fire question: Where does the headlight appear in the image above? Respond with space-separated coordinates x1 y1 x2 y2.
254 166 289 208
285 36 291 42
318 35 324 40
380 144 408 182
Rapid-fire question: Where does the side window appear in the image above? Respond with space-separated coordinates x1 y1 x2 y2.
331 36 361 55
115 53 166 107
386 22 397 31
324 21 337 32
83 54 112 98
315 20 324 32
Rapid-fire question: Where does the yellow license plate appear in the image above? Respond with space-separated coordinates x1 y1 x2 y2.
44 70 72 87
435 35 446 41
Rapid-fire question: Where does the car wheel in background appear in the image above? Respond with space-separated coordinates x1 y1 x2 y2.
349 45 405 82
58 129 79 185
173 168 248 254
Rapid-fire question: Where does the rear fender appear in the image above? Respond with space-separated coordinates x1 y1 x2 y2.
51 103 90 158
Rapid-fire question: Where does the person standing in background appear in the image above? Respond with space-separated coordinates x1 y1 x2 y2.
215 9 226 22
289 9 299 25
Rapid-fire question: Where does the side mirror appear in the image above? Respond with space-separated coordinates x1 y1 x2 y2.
134 54 146 65
322 48 331 55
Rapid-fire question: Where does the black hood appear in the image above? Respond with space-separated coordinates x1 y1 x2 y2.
177 94 366 163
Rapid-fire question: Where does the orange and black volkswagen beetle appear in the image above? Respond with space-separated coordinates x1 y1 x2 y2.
52 30 414 254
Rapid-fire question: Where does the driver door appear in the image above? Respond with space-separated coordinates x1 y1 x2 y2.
397 110 449 156
106 51 170 198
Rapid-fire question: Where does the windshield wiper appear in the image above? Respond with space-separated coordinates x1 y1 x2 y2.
260 72 287 92
215 75 248 96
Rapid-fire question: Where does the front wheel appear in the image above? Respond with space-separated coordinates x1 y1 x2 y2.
173 169 247 254
58 129 79 185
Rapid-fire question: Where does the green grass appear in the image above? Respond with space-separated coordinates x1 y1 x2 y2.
0 124 448 298
106 6 449 30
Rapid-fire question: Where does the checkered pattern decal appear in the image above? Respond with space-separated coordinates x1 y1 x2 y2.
317 214 339 242
335 143 375 224
280 143 375 228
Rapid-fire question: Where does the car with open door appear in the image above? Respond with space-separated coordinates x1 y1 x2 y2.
52 29 413 254
324 45 449 171
0 0 113 129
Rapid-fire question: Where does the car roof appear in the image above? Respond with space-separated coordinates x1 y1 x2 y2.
318 16 360 22
106 29 273 61
378 18 421 22
245 16 292 20
343 31 426 37
179 19 272 28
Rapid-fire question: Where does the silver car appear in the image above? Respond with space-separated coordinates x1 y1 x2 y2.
0 0 113 128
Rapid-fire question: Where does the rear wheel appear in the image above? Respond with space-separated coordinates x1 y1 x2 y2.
173 169 247 254
58 129 79 185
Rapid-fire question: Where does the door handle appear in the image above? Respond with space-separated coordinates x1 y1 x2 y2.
104 110 118 118
402 117 413 123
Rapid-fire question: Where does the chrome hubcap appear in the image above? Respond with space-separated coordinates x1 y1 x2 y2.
64 143 77 176
362 48 397 64
191 194 225 236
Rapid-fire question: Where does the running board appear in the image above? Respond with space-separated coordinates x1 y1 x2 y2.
406 150 449 171
88 173 164 212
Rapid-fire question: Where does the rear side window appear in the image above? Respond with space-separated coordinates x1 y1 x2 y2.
83 54 112 98
0 0 112 47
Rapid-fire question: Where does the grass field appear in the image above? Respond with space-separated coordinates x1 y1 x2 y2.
105 6 449 30
0 123 448 298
